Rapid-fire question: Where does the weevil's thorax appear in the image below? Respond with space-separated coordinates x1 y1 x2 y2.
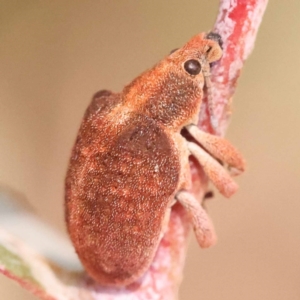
122 33 222 132
122 57 204 132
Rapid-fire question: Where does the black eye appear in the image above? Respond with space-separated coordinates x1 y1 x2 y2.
184 59 201 75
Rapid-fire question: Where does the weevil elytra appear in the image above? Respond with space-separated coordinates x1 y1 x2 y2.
65 32 245 286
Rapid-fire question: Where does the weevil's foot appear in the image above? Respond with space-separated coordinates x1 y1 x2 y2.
176 191 217 248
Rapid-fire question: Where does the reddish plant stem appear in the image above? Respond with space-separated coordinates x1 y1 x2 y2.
128 1 269 298
199 0 269 136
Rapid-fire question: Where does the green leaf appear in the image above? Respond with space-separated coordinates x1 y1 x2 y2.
0 244 41 286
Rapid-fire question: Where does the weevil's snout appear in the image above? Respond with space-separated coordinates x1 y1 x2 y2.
204 38 223 63
177 32 223 64
206 32 223 49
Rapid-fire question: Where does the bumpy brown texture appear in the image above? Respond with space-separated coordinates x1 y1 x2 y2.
65 33 223 286
123 68 202 130
65 91 180 285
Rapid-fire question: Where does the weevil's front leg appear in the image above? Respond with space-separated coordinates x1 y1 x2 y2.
187 141 239 198
185 124 245 198
176 191 216 248
186 124 245 175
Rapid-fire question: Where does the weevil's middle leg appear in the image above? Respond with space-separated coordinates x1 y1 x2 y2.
176 191 216 248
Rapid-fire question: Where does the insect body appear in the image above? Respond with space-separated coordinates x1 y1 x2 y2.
65 32 245 286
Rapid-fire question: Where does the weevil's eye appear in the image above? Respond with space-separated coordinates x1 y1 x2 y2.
169 48 179 54
183 59 201 75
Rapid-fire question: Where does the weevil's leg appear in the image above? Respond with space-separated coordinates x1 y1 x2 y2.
176 191 217 248
186 124 245 175
187 141 238 198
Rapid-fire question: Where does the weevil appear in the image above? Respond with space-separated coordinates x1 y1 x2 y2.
65 32 245 286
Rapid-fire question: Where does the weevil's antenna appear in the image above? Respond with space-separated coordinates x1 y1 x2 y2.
203 65 219 135
204 31 223 135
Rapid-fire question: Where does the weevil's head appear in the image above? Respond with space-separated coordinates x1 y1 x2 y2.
169 31 223 71
123 32 222 131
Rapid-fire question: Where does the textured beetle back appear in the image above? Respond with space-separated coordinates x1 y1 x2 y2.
65 91 180 285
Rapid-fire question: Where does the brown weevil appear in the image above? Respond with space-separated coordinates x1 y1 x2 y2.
65 32 245 286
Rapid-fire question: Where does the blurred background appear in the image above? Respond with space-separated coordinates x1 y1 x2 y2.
0 1 299 299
